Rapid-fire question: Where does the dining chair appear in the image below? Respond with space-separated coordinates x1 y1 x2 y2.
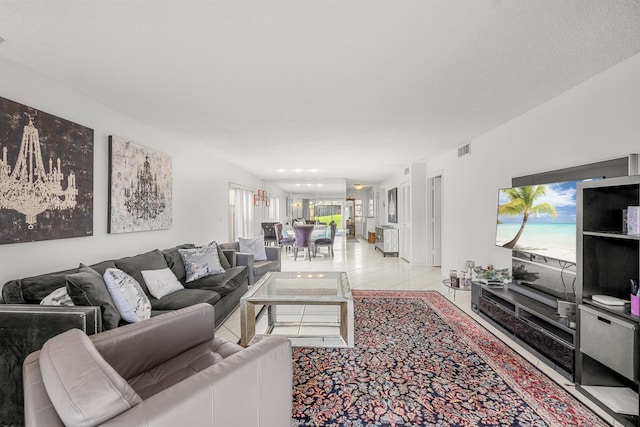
293 225 314 261
261 222 278 246
313 221 337 257
275 223 295 252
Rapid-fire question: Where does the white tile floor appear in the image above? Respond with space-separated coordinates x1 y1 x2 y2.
218 234 618 425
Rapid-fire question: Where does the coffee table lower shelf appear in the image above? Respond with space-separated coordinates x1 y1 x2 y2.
240 271 354 348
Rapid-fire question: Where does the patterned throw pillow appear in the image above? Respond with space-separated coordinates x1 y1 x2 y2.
141 267 184 299
239 236 268 261
103 268 151 323
178 241 225 283
40 287 75 306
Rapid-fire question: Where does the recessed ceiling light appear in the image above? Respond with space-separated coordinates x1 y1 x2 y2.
294 169 303 173
0 36 5 44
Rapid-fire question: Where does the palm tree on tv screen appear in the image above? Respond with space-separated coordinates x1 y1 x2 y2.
499 185 557 249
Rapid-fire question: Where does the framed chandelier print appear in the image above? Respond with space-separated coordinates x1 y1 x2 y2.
108 136 172 233
0 96 93 244
388 187 397 223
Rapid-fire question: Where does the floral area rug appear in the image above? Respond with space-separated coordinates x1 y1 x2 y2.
292 290 608 427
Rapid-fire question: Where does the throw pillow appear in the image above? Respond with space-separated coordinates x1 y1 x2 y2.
239 236 268 261
66 265 122 330
178 241 225 283
103 268 151 323
141 268 184 299
113 249 169 296
217 244 232 269
40 287 74 306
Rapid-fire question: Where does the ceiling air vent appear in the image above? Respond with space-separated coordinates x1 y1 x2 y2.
458 143 471 158
404 167 410 175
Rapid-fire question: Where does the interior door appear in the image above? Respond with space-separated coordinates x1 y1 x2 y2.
431 176 442 266
400 181 411 261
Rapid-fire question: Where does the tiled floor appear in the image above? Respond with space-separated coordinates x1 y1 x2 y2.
218 233 617 425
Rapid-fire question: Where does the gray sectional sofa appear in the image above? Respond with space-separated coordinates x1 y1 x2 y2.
0 242 249 427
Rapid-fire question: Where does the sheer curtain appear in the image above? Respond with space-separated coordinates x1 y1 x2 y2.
229 184 256 241
266 196 280 222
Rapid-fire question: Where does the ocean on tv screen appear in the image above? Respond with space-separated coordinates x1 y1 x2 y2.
496 223 576 263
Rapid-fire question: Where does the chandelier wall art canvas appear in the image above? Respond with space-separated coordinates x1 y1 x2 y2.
0 96 93 245
108 136 172 233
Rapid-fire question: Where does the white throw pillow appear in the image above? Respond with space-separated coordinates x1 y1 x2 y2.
103 268 151 323
40 287 75 306
141 268 184 299
178 241 225 283
239 236 268 261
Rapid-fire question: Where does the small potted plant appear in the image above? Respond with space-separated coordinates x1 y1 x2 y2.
473 264 511 286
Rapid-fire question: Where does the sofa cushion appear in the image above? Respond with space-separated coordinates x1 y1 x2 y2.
184 266 248 297
103 268 151 323
149 288 221 311
40 329 142 427
161 244 196 281
87 260 117 276
179 242 225 283
114 249 169 295
66 265 122 330
141 268 184 299
2 267 79 304
128 339 228 399
239 236 267 261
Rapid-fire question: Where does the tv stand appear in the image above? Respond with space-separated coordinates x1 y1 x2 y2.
471 281 576 380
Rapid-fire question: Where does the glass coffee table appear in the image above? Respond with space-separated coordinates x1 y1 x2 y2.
240 271 354 348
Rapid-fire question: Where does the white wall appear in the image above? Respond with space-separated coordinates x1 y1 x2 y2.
0 58 262 286
428 52 640 276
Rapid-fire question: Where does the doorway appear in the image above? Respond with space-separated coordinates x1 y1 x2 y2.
400 181 411 261
430 176 442 266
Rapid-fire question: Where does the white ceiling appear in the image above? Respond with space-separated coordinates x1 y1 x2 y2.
1 1 640 186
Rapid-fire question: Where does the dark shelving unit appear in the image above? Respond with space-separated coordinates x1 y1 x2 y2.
576 176 640 427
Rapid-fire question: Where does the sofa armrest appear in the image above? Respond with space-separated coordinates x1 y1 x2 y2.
100 335 293 427
2 305 100 426
265 246 281 264
235 252 256 285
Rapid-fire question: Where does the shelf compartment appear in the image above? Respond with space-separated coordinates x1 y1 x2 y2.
580 305 638 381
478 297 516 334
581 386 639 416
581 181 640 234
582 235 639 300
520 313 574 347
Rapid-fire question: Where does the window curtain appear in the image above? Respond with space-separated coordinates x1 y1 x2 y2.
266 196 280 222
230 185 256 241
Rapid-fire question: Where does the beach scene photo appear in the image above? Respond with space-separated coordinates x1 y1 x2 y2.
496 181 579 263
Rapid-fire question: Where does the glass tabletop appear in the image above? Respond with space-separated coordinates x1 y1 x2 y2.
242 271 351 303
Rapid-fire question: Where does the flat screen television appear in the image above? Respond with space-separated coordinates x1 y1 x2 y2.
495 179 582 263
495 179 589 304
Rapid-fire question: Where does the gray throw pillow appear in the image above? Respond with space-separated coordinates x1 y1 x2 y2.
66 265 121 330
179 241 225 283
217 244 232 269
